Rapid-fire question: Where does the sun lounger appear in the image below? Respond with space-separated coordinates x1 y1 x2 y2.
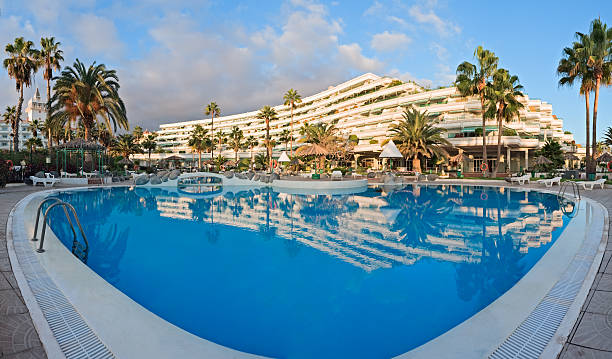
331 171 343 181
30 173 60 187
509 174 531 185
536 176 562 187
61 171 77 178
578 178 606 190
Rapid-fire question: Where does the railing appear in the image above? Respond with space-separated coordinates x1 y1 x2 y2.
558 181 581 218
559 181 581 201
31 198 89 263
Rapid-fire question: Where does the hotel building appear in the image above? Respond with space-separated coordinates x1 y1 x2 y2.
0 88 48 151
152 73 575 172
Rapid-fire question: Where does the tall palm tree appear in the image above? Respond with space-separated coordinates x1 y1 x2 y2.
29 119 42 138
227 126 245 162
278 128 292 151
256 105 278 172
576 19 612 171
3 37 39 152
205 102 220 158
455 46 498 175
141 134 157 167
283 89 302 156
38 37 63 137
215 130 226 157
390 106 450 173
558 40 596 171
51 59 128 141
484 69 524 177
2 106 17 149
24 137 43 159
188 125 209 169
298 121 341 170
132 125 144 142
110 134 142 159
604 127 612 146
245 135 259 170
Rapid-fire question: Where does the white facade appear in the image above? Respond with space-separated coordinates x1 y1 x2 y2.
152 73 575 171
0 88 48 150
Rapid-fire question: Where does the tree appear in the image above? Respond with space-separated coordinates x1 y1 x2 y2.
245 136 259 170
3 37 39 152
2 106 17 149
254 153 268 170
214 130 226 157
604 127 612 146
538 139 564 172
283 89 302 156
111 134 142 159
24 137 42 156
141 134 157 167
558 37 596 171
132 126 144 142
51 59 128 141
484 69 524 177
256 106 278 172
298 121 341 170
227 126 245 162
278 128 292 151
29 119 43 138
188 125 209 169
390 106 450 173
455 46 498 176
205 102 220 158
576 19 612 173
38 37 63 142
97 123 114 150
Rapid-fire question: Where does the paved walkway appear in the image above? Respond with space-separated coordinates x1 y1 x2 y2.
0 185 46 359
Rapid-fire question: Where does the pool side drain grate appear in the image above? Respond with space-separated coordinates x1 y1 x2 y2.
11 199 115 359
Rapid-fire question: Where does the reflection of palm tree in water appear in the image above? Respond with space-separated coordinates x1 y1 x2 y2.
91 223 129 285
259 189 278 241
297 194 355 229
387 187 453 248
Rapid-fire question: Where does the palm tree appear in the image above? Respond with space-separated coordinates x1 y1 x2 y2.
24 137 43 160
97 122 113 150
227 126 245 162
51 59 128 141
390 106 450 173
256 106 278 172
278 128 292 151
245 136 259 170
141 134 157 167
2 106 17 149
283 89 302 156
29 119 42 138
455 46 498 175
558 39 596 171
576 19 612 172
132 126 144 142
604 127 612 146
110 134 142 159
3 37 39 152
484 69 524 177
205 102 220 158
38 37 63 137
187 125 209 169
297 121 341 170
214 130 226 157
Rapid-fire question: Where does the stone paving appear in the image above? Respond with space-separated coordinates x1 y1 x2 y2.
0 185 46 359
0 181 611 358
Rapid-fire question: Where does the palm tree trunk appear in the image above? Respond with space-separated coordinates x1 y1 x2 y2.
148 150 152 167
412 155 421 174
585 92 591 173
266 118 271 172
290 105 294 156
198 151 202 169
494 111 503 177
235 150 238 162
46 78 51 148
480 93 488 177
211 114 214 159
14 86 24 152
592 78 601 173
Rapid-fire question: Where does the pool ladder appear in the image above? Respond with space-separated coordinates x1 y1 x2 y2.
31 198 89 263
558 181 581 200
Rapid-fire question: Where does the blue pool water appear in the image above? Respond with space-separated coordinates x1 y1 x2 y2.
46 185 573 358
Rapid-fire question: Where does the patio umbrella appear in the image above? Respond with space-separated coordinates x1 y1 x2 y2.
116 158 133 165
534 155 552 165
162 155 183 162
278 151 290 163
379 140 403 159
296 144 330 156
563 153 580 161
596 152 612 162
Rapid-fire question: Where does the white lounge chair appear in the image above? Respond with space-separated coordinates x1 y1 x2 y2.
60 171 77 178
536 176 562 187
30 173 60 187
331 171 343 181
578 178 606 190
509 174 531 185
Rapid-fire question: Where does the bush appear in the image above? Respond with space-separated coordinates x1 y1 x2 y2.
0 160 8 188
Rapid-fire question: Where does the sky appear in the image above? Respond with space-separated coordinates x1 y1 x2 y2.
0 0 610 146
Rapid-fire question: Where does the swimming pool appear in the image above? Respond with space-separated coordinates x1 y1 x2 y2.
44 185 575 358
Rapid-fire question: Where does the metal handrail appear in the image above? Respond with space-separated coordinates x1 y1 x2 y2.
36 202 89 258
32 198 64 241
559 181 581 200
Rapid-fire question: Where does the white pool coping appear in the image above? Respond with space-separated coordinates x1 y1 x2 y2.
7 184 607 359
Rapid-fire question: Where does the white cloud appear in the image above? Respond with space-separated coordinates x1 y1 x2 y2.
370 31 411 52
388 16 409 27
408 5 460 37
72 14 123 57
338 43 383 72
430 42 448 61
434 64 456 85
363 1 383 17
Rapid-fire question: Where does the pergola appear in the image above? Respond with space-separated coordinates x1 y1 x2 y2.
54 139 105 175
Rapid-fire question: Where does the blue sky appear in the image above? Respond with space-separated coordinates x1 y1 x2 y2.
0 0 610 146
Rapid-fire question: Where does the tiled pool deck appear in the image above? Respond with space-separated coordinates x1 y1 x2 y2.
1 181 611 358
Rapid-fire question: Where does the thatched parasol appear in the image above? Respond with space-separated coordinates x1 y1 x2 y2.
563 153 580 161
534 155 552 165
596 152 612 162
296 144 330 156
450 151 466 163
162 155 184 162
116 158 133 165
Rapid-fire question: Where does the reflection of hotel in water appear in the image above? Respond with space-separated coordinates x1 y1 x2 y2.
154 186 565 272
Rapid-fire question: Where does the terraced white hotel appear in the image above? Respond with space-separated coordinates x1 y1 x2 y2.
153 73 575 172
